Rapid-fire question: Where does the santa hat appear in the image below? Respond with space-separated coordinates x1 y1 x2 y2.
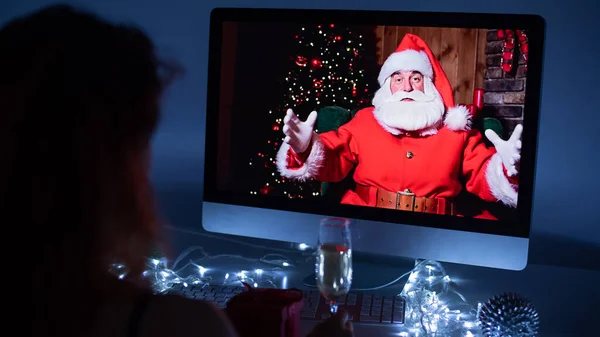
378 34 471 131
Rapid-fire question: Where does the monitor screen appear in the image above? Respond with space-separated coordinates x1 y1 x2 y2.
204 10 542 241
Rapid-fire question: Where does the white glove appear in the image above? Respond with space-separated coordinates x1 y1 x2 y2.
282 108 317 154
485 124 523 177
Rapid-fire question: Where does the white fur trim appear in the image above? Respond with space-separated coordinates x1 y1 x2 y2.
486 153 518 208
419 124 440 136
372 106 441 137
275 133 325 182
378 50 433 86
444 105 472 131
372 107 401 135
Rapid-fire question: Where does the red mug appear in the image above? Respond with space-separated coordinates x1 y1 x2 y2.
226 283 304 337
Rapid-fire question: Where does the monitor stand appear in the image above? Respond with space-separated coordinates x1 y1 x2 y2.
301 254 417 291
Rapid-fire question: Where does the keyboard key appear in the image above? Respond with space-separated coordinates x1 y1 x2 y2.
359 315 380 323
166 284 402 325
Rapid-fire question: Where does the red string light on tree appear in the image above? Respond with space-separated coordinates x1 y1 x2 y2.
260 185 273 195
311 58 323 69
295 56 308 67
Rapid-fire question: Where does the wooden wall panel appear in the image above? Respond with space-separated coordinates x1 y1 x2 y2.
375 26 385 64
455 28 477 106
474 29 488 90
375 26 487 106
439 28 460 103
382 26 398 63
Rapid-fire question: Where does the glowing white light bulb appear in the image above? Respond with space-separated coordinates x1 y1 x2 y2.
282 276 288 289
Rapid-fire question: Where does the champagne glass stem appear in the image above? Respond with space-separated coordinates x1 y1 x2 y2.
329 301 338 314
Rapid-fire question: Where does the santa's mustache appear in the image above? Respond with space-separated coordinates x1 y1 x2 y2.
383 89 435 103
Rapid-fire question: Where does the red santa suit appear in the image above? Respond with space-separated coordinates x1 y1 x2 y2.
275 34 519 217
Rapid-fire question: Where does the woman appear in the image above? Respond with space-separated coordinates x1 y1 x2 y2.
2 4 352 337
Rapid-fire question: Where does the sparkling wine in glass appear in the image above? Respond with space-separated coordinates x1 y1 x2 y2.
316 217 352 314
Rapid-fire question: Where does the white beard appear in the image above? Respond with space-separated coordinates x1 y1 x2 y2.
372 77 445 136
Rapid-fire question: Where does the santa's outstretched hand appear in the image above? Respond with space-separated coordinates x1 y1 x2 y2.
282 108 317 154
485 124 523 177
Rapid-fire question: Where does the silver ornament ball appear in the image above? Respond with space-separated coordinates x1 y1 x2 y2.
478 292 540 337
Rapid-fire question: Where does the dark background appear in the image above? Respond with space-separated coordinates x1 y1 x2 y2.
227 22 296 193
3 0 598 271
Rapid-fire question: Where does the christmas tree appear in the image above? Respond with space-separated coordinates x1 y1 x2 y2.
249 23 378 199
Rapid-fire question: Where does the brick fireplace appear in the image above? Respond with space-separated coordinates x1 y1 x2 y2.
482 30 526 139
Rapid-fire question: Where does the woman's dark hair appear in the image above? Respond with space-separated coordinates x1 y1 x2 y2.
0 4 179 336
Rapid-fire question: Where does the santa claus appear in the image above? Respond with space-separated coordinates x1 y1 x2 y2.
275 33 521 217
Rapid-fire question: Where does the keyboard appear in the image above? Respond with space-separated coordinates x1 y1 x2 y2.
167 284 405 325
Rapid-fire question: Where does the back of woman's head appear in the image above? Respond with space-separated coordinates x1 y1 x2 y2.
0 4 176 334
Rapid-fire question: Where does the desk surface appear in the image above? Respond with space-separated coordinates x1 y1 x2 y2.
163 226 600 337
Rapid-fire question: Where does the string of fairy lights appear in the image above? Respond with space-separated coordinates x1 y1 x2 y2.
249 24 373 198
112 253 516 337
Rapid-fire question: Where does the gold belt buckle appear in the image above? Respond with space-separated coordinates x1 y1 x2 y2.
397 188 416 211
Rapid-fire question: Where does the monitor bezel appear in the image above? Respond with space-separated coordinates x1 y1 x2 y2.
203 7 545 239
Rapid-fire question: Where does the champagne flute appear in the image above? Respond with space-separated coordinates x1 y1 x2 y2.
316 217 352 314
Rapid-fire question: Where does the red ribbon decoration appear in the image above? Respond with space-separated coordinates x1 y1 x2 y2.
497 29 528 75
517 30 529 75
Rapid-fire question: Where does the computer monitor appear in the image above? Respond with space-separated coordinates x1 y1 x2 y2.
202 8 545 275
